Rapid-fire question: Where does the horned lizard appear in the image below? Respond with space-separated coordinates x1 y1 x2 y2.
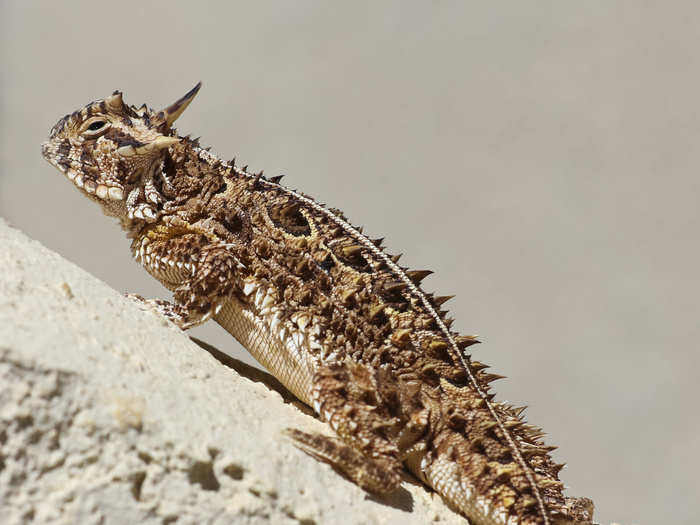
41 83 595 525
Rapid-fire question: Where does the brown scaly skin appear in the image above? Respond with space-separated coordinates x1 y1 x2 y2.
41 83 595 525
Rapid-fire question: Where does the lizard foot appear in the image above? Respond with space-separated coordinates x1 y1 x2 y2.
284 428 402 494
124 293 216 329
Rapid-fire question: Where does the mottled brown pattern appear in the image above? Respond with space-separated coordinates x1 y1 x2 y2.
41 83 595 525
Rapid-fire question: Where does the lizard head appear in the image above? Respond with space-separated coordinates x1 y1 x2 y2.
41 82 201 223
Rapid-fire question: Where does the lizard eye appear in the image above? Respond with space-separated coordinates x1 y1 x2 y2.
80 118 111 138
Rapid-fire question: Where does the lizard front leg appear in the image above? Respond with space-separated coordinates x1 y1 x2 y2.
129 229 245 329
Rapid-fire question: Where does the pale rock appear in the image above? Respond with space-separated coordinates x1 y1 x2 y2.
0 218 463 525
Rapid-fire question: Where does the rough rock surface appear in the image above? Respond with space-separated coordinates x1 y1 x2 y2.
0 218 463 525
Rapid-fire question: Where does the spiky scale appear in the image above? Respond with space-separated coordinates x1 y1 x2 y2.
340 288 357 305
368 304 385 321
391 328 412 345
342 244 363 257
406 269 433 283
383 280 408 293
429 339 449 352
470 361 489 372
456 334 480 348
480 373 507 384
538 479 564 490
434 295 455 306
512 406 528 417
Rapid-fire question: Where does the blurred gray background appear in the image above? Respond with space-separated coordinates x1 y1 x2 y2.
2 2 698 524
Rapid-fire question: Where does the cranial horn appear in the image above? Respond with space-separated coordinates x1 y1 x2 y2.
137 135 180 153
105 91 124 112
157 81 202 127
117 136 180 157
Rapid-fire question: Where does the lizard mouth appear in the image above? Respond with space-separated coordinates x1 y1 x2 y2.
41 142 56 165
41 142 125 201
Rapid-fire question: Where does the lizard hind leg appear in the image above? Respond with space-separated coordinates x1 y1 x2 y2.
284 428 401 494
285 360 405 495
